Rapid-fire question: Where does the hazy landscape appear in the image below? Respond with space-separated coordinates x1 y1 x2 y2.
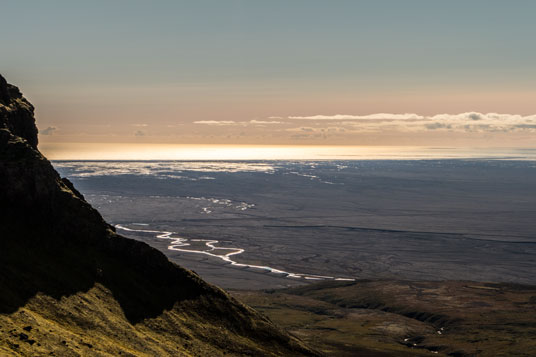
55 159 536 290
3 1 536 355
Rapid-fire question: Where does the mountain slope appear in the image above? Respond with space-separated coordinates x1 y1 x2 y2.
0 74 317 356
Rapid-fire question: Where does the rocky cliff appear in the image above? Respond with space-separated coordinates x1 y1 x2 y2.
0 74 316 356
0 75 37 149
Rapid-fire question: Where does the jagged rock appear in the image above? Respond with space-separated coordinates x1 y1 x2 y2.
0 75 38 148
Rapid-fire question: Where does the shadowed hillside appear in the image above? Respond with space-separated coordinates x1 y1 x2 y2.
0 74 317 356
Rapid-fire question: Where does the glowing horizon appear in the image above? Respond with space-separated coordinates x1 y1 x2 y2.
39 143 536 161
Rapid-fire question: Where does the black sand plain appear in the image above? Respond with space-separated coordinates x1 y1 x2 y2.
54 160 536 290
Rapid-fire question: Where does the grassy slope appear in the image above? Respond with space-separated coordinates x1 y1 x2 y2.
233 280 536 357
1 283 306 356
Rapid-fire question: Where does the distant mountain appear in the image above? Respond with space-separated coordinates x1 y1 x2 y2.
0 74 316 356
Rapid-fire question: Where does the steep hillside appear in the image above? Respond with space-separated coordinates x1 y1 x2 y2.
0 74 316 356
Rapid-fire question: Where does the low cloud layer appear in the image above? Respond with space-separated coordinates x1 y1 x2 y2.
194 120 238 126
249 120 283 124
84 112 534 146
288 113 424 120
193 112 536 134
40 126 57 135
194 120 284 126
284 112 536 133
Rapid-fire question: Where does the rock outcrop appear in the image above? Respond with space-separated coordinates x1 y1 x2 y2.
0 74 316 356
0 75 37 148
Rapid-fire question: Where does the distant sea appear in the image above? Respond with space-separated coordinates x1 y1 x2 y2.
54 158 536 288
41 143 536 161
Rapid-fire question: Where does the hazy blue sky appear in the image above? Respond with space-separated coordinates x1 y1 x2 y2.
2 1 536 148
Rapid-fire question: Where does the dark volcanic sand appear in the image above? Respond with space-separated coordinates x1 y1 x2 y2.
54 160 536 289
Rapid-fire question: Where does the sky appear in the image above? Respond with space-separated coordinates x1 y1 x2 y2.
2 0 536 152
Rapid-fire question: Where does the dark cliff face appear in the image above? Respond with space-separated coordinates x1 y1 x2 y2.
0 74 315 356
0 74 217 319
0 75 38 148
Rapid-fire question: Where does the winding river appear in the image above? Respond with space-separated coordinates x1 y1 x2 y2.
116 224 355 282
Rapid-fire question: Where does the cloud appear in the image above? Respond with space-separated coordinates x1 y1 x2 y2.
133 123 148 127
134 130 145 136
280 112 536 134
515 124 536 129
428 112 524 121
290 133 311 139
193 121 237 126
425 122 452 130
288 113 425 120
40 126 57 135
424 112 536 132
249 120 283 124
193 120 284 126
187 112 536 139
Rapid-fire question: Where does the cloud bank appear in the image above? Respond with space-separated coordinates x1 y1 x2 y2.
288 113 425 120
284 112 536 133
194 120 283 126
182 112 536 145
193 120 238 126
